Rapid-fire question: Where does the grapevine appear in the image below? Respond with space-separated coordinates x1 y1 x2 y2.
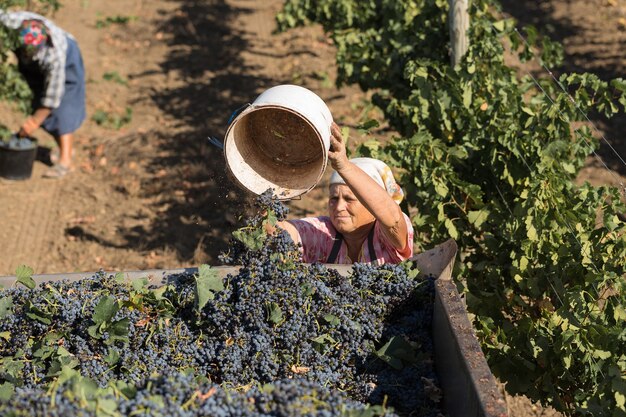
276 0 626 415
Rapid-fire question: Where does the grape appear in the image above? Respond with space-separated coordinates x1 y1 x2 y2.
0 192 443 416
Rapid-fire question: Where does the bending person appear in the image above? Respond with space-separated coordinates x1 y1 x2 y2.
276 122 414 264
0 9 86 178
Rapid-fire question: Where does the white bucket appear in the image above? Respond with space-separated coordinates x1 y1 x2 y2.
223 85 333 200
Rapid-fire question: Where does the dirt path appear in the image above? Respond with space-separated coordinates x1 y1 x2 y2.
0 173 61 273
0 0 373 277
2 0 625 415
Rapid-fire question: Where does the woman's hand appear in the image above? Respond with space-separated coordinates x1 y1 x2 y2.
327 122 350 172
18 117 39 137
18 108 51 137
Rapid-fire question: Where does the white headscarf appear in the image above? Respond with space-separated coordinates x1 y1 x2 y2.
329 157 404 205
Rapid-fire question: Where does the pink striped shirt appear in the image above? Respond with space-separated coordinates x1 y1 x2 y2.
287 214 414 264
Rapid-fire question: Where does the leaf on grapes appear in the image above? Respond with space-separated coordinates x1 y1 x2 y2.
375 336 419 370
15 265 35 290
97 398 119 415
258 383 276 395
131 277 149 292
150 285 168 300
264 209 278 227
147 394 166 408
1 358 25 381
108 318 130 344
0 331 9 341
114 272 125 284
233 227 265 251
92 296 120 325
72 377 100 401
87 324 102 339
104 348 121 366
33 345 54 360
0 297 13 319
0 381 14 401
323 314 340 326
52 365 75 384
47 355 79 379
310 334 337 351
195 265 223 312
109 379 137 399
266 302 284 325
25 301 51 325
56 346 73 358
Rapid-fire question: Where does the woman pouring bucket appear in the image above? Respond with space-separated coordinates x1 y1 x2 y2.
223 85 414 265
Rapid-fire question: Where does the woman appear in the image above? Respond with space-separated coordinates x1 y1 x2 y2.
0 9 86 178
276 122 414 265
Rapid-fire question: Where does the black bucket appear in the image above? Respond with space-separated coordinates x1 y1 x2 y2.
0 137 38 180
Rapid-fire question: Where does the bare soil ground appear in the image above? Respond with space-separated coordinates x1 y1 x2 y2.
1 0 625 415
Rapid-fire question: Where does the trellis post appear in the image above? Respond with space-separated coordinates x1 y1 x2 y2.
449 0 469 66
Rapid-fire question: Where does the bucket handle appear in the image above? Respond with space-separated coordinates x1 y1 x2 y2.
207 136 224 150
227 103 251 126
207 104 252 150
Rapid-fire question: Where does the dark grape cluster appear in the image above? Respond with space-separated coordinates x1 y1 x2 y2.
0 193 443 416
218 189 295 266
0 135 36 150
5 373 397 417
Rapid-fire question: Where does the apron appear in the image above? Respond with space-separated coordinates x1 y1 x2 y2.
326 224 379 265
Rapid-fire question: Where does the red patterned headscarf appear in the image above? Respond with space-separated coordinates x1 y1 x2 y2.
19 20 48 54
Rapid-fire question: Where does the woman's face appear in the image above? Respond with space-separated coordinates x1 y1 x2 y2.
328 184 375 235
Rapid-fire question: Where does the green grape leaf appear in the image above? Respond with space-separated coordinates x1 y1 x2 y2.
0 297 13 319
0 382 14 401
194 265 223 312
266 302 284 325
131 277 149 292
25 301 51 325
323 314 340 326
15 265 35 290
92 296 119 325
375 336 419 370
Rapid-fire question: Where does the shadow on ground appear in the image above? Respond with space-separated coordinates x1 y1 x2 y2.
499 0 626 176
91 0 272 264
